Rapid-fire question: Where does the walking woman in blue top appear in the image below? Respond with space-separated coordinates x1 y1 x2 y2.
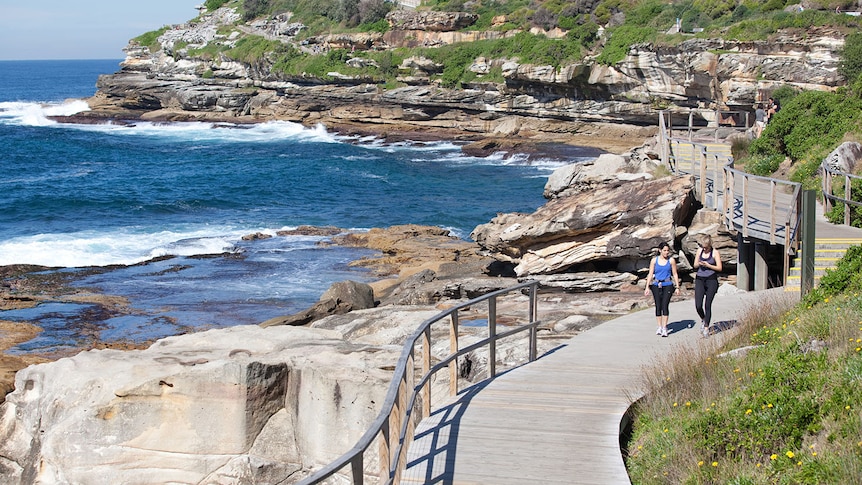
644 242 680 337
693 235 723 338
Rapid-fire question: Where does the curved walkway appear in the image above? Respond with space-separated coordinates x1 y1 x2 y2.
402 287 795 484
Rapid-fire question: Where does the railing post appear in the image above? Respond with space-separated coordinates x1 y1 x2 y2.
801 190 817 296
742 175 749 238
770 180 777 244
449 311 459 396
688 110 693 141
421 326 431 419
488 297 497 378
378 420 391 484
845 175 852 226
712 153 724 210
352 455 365 485
394 351 415 485
699 146 707 201
529 283 537 362
724 167 733 229
824 169 833 212
389 386 402 478
783 220 790 286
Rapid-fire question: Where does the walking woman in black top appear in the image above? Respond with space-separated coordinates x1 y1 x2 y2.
693 235 723 338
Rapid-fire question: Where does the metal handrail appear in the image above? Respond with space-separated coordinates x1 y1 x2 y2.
822 163 862 226
297 280 541 485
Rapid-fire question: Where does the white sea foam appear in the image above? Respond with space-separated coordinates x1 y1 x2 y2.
0 102 343 145
71 119 342 145
0 100 90 126
0 226 257 267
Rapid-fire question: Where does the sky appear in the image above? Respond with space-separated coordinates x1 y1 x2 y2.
0 1 203 60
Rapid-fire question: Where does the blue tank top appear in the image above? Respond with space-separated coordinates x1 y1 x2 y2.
653 257 672 286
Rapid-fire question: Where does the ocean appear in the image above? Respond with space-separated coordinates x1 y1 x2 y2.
0 59 600 355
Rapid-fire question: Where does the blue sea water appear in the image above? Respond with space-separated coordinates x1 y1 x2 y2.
0 59 601 355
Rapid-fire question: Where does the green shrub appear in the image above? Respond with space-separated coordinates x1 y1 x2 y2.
205 0 232 10
134 27 170 52
243 0 268 20
225 35 289 63
751 90 862 169
745 154 784 176
840 31 862 83
359 18 389 33
595 25 655 65
803 245 862 306
730 136 751 160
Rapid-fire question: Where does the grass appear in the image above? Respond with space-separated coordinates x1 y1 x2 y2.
625 287 862 484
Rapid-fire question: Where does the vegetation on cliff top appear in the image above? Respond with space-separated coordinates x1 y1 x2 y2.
135 0 862 87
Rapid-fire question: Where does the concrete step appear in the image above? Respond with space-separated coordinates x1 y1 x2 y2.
784 238 862 292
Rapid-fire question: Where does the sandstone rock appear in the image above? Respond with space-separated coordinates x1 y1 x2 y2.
682 209 738 267
385 10 478 32
821 141 862 174
471 175 697 277
260 280 375 327
0 325 396 485
530 271 639 292
544 153 628 198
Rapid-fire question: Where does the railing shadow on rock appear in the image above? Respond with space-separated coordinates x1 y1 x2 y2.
658 111 802 284
297 280 541 485
822 163 862 227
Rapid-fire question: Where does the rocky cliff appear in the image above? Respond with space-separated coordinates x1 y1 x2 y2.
71 6 846 146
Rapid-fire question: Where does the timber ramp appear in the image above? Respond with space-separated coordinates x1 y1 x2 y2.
402 288 793 484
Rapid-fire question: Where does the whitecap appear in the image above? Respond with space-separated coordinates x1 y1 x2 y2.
0 100 88 127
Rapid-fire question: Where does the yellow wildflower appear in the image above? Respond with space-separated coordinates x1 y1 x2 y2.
711 461 718 467
786 451 795 459
770 454 778 460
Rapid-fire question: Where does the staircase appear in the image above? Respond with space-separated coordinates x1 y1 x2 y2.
784 238 862 292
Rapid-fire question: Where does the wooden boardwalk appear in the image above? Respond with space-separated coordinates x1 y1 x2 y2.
402 289 790 484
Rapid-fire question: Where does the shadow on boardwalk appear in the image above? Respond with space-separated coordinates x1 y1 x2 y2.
403 287 796 485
